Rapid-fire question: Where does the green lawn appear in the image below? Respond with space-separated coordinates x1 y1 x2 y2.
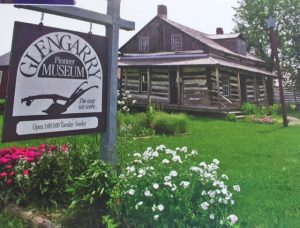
1 114 300 227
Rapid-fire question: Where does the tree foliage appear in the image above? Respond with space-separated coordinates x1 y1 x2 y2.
233 0 300 87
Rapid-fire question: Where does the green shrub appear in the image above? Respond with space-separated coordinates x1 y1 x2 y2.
288 104 297 112
153 112 188 135
226 113 237 122
271 103 281 115
110 146 240 227
241 102 258 115
0 99 5 106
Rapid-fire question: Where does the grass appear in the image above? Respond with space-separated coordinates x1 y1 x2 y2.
1 113 300 227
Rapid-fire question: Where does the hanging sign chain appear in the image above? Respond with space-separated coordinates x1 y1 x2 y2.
39 12 45 29
88 22 93 38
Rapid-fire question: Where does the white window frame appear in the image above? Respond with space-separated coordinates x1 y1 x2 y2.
139 36 149 53
222 76 231 97
171 34 183 51
140 71 148 92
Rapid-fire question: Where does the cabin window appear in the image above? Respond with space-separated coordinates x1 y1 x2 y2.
0 71 2 86
222 76 231 96
140 71 148 92
171 34 183 51
237 39 246 55
255 79 261 100
139 36 149 53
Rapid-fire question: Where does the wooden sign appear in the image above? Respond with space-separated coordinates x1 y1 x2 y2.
2 21 107 142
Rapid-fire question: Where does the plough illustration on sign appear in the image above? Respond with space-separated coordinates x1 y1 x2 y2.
21 81 98 115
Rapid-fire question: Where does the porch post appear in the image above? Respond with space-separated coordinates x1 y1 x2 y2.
147 67 151 104
177 66 181 104
237 72 242 106
254 76 258 104
263 76 268 106
216 66 221 109
125 68 128 91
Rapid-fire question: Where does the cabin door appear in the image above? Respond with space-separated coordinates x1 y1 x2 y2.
169 70 178 104
240 77 247 104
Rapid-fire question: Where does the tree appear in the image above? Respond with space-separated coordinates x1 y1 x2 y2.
233 0 300 90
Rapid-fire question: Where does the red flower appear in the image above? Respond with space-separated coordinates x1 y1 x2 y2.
23 169 29 176
6 164 12 169
0 172 7 178
6 179 13 185
61 144 69 153
9 171 15 177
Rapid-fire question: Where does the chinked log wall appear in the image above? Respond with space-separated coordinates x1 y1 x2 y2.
181 67 210 105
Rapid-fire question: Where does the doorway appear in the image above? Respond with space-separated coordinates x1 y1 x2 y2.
169 70 178 104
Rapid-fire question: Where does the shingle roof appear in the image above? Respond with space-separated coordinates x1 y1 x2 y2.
0 52 10 66
159 17 265 63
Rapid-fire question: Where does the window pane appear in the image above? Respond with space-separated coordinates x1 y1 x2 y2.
171 34 182 51
0 71 2 86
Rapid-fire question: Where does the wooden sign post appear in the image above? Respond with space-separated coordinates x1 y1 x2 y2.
15 1 135 163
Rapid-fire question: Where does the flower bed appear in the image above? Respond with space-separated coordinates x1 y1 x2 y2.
111 145 240 227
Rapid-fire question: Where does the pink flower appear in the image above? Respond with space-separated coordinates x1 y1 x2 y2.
6 165 12 169
6 179 13 185
61 144 69 153
0 172 7 178
9 171 15 177
23 169 29 176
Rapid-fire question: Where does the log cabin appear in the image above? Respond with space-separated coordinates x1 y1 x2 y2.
118 5 275 113
0 52 10 100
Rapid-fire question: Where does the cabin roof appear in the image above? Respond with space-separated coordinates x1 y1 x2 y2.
119 53 275 77
0 52 10 66
159 17 264 63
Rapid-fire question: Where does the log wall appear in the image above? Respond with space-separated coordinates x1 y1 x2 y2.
181 67 210 105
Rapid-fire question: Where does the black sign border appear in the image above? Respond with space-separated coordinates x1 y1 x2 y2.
2 21 107 142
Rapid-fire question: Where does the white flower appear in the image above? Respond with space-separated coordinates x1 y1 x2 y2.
200 202 209 210
126 166 135 173
157 204 164 211
190 166 200 172
133 153 141 157
154 214 159 220
172 155 182 163
233 185 240 192
210 214 215 220
144 189 152 197
181 146 188 153
153 183 159 189
231 200 235 205
201 190 207 196
227 214 238 225
164 181 172 187
213 159 220 165
152 151 159 157
221 174 229 180
128 189 135 195
135 201 143 209
164 176 171 182
219 220 224 225
132 100 137 104
152 204 157 211
191 149 198 155
171 184 177 191
169 170 178 177
156 145 166 151
162 159 170 164
209 199 215 204
138 169 146 175
180 181 190 188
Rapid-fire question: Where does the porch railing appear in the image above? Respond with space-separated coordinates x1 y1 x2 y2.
217 93 232 113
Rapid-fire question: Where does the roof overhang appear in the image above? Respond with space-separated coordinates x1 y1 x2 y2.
119 54 276 77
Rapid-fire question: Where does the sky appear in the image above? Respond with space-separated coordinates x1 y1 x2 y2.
0 0 239 55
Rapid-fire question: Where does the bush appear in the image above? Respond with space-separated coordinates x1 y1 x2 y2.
241 103 258 115
226 113 237 122
110 146 240 227
153 112 188 135
271 104 281 115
